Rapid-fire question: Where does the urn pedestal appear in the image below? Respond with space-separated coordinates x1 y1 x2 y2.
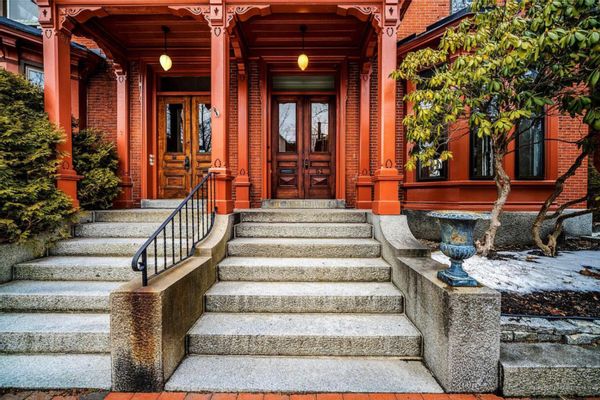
428 211 490 287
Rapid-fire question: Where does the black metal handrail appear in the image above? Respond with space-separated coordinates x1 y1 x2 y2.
131 172 216 286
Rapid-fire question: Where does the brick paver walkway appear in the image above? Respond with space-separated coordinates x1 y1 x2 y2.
1 392 599 400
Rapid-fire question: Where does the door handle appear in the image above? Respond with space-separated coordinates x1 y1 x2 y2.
304 159 309 169
184 156 191 172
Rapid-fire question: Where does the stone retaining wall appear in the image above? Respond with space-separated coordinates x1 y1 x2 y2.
501 315 600 345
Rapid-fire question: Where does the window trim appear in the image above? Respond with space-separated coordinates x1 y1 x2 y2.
515 116 546 180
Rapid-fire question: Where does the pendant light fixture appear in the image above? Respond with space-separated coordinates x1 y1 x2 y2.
160 26 173 72
297 24 309 71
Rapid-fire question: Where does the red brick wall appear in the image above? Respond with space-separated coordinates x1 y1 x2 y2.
345 62 360 207
369 55 379 177
248 61 263 207
86 62 117 144
228 61 239 203
556 116 589 208
128 62 142 205
398 0 451 40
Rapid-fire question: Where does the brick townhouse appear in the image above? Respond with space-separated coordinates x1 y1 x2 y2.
0 0 590 231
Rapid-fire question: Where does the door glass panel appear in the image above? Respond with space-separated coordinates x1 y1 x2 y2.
278 102 297 152
311 102 329 152
198 103 212 153
165 103 184 153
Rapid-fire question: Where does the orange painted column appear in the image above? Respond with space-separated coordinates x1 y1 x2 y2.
209 3 234 214
234 63 251 209
356 62 373 209
41 18 81 208
113 67 134 208
372 20 402 215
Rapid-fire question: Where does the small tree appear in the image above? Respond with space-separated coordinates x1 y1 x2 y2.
393 0 545 256
0 69 74 243
72 128 121 210
527 0 600 256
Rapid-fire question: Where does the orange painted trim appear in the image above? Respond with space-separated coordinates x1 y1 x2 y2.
372 23 401 215
336 60 348 201
113 67 134 208
234 63 251 209
42 24 81 208
260 60 270 201
356 61 373 208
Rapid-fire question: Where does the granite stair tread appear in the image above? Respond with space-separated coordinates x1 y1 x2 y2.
0 313 110 353
218 257 390 282
187 312 421 357
14 256 135 281
165 355 442 393
0 354 111 389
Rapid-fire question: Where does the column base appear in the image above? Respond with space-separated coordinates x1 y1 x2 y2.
210 167 234 215
372 168 402 215
57 169 82 209
234 176 251 209
114 175 135 209
356 175 373 210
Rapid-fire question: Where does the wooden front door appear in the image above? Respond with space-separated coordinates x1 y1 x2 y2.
272 96 335 199
158 96 211 198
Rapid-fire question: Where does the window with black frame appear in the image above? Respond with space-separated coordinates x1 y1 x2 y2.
451 0 472 14
415 68 449 181
516 116 545 179
470 130 494 179
469 102 497 180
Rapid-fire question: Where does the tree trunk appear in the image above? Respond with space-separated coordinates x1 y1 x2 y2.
476 147 511 257
532 132 597 256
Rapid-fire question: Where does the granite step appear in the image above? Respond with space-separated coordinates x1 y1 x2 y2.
75 222 206 238
235 222 372 238
260 199 346 209
218 257 390 282
188 312 421 357
240 209 366 224
205 281 403 313
0 280 122 312
227 238 381 258
141 199 184 209
165 355 442 393
14 256 136 281
0 354 111 389
501 343 600 397
0 313 110 353
93 209 178 223
49 237 183 257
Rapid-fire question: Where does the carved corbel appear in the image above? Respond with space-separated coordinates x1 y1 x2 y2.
337 5 382 33
225 5 271 31
167 6 211 25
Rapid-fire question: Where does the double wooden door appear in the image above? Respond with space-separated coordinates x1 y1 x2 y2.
272 96 336 199
158 96 211 199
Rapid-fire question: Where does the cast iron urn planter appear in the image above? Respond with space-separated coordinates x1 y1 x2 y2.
428 211 491 287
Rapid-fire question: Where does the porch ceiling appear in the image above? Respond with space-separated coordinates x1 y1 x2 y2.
238 13 371 59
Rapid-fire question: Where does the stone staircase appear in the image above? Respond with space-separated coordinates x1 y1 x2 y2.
165 200 442 393
0 202 175 389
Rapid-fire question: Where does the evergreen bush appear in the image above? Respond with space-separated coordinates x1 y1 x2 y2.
72 128 120 210
0 69 74 244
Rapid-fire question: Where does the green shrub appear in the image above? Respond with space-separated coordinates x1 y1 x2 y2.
0 69 75 244
72 128 120 210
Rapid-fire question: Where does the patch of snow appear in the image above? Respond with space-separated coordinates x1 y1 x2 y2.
431 250 600 293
